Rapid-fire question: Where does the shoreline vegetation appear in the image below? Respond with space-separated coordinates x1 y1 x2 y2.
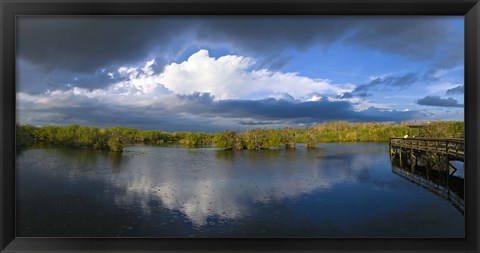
16 121 464 152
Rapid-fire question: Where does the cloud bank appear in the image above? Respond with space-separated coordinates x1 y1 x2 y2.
416 96 464 108
445 85 464 95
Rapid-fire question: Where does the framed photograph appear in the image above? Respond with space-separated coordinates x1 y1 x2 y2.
1 0 479 252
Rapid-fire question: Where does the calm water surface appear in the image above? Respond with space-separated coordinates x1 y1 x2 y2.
16 143 464 237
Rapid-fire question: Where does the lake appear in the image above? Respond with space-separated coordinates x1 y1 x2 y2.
16 143 465 237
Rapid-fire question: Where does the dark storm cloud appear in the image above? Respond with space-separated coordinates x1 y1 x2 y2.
197 16 461 64
416 96 463 108
17 16 462 93
352 73 418 96
194 17 352 55
432 36 464 69
17 16 347 77
17 16 188 73
17 16 183 92
17 60 123 93
446 85 464 95
348 17 458 61
175 93 418 123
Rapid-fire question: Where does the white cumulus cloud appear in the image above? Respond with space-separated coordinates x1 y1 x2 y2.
155 49 350 100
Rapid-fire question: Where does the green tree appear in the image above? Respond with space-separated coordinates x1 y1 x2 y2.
214 131 237 150
281 127 297 149
16 124 35 149
107 133 123 152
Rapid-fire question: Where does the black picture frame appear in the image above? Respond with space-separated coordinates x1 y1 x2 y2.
1 0 479 252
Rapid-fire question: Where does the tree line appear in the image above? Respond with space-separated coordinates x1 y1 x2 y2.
15 124 212 152
16 121 464 152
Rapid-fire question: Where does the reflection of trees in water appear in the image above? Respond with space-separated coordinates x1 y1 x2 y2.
56 148 100 171
56 148 126 171
214 148 324 173
214 150 236 161
54 147 127 172
107 152 124 171
390 155 464 214
318 143 387 156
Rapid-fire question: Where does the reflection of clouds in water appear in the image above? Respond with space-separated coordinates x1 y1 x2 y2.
115 168 246 225
108 146 382 226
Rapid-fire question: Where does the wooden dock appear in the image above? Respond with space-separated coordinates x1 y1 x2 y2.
389 137 464 162
389 137 465 214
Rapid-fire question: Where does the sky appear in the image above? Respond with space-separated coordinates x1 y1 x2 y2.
16 16 464 132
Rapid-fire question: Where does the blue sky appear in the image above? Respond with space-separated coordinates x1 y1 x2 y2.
16 16 464 132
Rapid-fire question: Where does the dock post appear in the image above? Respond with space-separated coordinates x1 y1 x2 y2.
399 147 403 168
389 139 392 161
410 140 415 171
